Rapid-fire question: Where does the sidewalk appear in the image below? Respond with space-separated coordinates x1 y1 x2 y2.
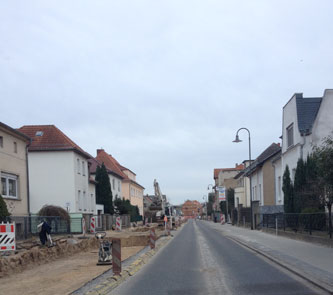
208 222 333 293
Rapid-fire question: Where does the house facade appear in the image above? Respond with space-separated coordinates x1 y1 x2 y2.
88 156 123 200
245 143 282 213
0 122 30 216
95 149 145 216
282 90 333 182
213 164 244 211
18 125 94 214
234 160 251 208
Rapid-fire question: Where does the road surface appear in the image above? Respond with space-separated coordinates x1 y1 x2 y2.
112 219 325 295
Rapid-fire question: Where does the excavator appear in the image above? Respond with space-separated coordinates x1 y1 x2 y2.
146 179 169 224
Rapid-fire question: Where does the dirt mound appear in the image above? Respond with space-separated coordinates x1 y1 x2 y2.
0 237 99 278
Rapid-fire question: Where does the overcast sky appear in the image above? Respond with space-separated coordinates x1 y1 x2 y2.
1 1 333 205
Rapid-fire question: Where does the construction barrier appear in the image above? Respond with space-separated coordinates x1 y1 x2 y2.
116 216 122 232
112 238 121 275
150 228 156 249
221 215 225 225
0 222 16 251
90 217 96 234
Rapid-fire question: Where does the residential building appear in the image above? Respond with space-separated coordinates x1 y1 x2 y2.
88 157 123 200
182 200 202 218
18 125 94 214
281 90 333 181
0 122 30 216
213 163 244 210
244 143 282 213
234 160 251 208
95 149 145 216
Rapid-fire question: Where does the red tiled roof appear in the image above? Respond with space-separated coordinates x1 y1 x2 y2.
96 149 145 189
18 125 91 158
214 164 245 179
95 149 127 179
88 157 124 179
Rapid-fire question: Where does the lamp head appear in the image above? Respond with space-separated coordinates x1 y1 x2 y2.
233 134 242 143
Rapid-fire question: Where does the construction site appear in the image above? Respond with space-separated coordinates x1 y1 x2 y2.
0 221 182 295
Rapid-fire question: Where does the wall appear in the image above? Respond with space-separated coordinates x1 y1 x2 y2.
129 183 144 216
88 182 96 214
0 128 29 215
273 157 283 205
250 169 263 205
262 160 275 206
28 151 75 213
73 153 89 213
108 174 122 199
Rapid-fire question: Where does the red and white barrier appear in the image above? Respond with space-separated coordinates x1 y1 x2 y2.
116 217 122 232
150 228 156 249
112 238 121 275
90 217 96 234
221 215 225 225
82 218 86 235
0 222 16 251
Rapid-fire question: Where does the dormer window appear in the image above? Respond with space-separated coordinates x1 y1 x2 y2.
35 131 43 136
287 124 294 148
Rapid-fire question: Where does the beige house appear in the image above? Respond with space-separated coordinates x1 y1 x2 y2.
244 143 282 213
213 164 244 211
95 149 145 216
0 122 31 216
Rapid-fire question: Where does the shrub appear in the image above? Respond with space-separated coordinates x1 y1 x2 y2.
0 194 10 221
38 205 70 222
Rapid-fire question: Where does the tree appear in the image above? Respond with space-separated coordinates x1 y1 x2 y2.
207 192 215 215
95 163 114 214
293 158 306 213
312 135 333 238
114 198 141 222
282 165 294 213
0 194 10 222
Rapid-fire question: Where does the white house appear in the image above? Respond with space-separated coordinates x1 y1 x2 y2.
282 90 333 182
18 125 95 215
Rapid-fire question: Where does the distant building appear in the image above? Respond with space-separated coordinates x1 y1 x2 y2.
0 122 30 216
182 200 202 218
213 163 244 210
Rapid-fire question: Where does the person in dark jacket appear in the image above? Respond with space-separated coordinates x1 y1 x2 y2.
38 221 52 246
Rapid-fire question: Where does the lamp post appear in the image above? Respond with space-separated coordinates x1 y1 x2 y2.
233 127 253 230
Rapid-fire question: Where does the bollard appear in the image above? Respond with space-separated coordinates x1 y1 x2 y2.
90 217 96 234
116 216 122 232
112 238 121 275
243 216 245 227
82 218 86 237
150 228 156 249
167 223 171 236
275 216 278 236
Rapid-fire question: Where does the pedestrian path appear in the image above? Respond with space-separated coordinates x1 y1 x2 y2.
208 222 333 293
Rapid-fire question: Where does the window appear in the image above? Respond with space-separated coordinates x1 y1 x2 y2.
1 173 18 199
287 124 294 148
77 159 80 174
259 184 262 204
118 180 120 192
82 161 85 176
0 136 3 148
112 179 115 190
14 142 17 153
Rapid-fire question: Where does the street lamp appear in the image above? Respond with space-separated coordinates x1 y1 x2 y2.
233 127 254 230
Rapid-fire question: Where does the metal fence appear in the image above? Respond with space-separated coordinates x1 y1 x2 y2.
256 213 332 239
3 216 83 240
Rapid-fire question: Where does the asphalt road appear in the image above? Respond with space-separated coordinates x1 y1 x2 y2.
112 220 323 295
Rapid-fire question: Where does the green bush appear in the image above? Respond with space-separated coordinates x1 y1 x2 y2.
0 194 10 221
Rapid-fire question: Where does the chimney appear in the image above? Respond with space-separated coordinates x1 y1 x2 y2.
97 149 104 155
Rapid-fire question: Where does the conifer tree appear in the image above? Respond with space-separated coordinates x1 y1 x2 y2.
0 194 10 221
282 165 294 213
95 163 114 214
